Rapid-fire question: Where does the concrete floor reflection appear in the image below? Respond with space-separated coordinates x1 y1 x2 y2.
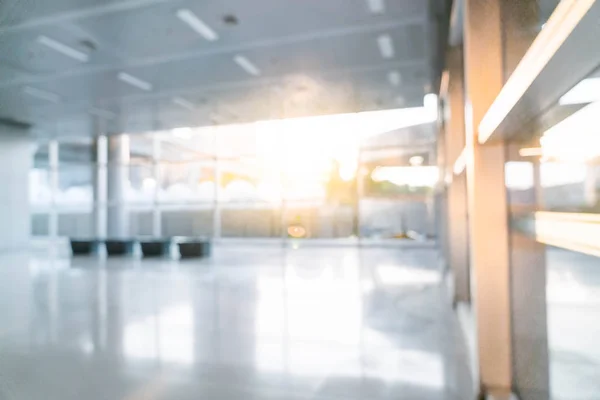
547 247 600 400
0 245 472 399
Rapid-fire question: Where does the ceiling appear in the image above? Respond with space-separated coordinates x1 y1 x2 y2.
0 0 449 137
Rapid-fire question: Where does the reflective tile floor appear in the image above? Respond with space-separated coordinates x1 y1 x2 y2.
0 244 472 400
547 247 600 400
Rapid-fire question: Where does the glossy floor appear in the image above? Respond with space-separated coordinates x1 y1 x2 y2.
0 244 472 400
547 247 600 400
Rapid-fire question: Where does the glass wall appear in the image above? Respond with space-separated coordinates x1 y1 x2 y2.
31 111 438 241
505 65 600 398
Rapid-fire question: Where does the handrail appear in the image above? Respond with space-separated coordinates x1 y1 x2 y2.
516 211 600 258
478 0 600 144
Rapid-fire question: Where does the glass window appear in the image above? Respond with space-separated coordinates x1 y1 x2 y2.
56 165 94 209
506 63 600 398
159 162 215 204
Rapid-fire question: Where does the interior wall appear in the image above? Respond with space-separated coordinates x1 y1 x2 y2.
0 131 33 251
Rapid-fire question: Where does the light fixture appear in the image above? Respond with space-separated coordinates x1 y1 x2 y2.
89 107 116 120
409 155 424 166
173 97 195 110
234 55 261 76
377 34 395 59
176 9 219 41
117 72 153 91
424 93 438 120
367 0 385 14
172 127 193 139
23 86 61 103
37 35 89 62
518 147 543 157
453 148 466 175
388 71 402 87
539 101 600 161
559 77 600 105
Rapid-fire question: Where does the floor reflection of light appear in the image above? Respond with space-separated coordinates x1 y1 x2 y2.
376 266 439 286
255 278 286 372
158 305 194 365
124 304 194 365
124 315 158 361
255 263 363 375
548 271 600 305
286 265 361 345
366 349 445 388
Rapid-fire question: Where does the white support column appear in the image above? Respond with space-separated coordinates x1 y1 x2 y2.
464 0 512 396
213 131 221 239
107 134 130 238
95 135 108 239
152 136 162 237
49 140 59 240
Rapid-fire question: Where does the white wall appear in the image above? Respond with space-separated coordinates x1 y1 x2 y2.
0 132 32 251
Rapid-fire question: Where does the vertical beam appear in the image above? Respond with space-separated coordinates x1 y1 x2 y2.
94 135 108 239
107 134 130 238
507 144 550 399
463 0 512 396
445 47 470 304
213 132 221 239
48 140 59 239
152 136 162 237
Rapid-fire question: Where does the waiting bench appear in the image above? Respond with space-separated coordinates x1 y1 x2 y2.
69 237 211 259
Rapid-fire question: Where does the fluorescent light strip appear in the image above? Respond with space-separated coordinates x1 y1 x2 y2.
117 72 153 91
234 55 261 76
518 147 543 157
176 9 219 41
37 35 89 62
453 148 466 175
23 86 61 103
367 0 386 14
173 97 195 110
388 71 401 87
559 77 600 105
377 34 395 59
89 107 116 120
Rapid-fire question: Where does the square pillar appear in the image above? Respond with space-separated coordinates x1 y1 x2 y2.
445 46 470 304
463 0 512 395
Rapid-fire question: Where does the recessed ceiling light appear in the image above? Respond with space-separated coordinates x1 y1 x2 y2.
367 0 386 14
173 97 195 110
223 14 239 26
176 9 219 41
23 86 61 103
117 72 153 91
388 71 402 87
89 107 116 120
37 35 89 62
377 34 395 59
234 55 261 76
